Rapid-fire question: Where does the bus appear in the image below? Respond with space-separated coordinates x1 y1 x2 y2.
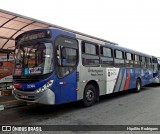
152 56 160 83
0 53 14 90
12 28 153 106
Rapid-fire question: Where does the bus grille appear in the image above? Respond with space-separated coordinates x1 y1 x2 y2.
16 88 36 92
16 94 36 101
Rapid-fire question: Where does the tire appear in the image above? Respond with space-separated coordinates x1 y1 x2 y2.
82 84 97 107
135 79 141 93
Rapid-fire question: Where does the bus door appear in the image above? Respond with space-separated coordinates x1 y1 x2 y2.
55 36 78 104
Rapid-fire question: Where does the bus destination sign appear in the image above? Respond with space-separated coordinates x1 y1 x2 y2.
16 30 51 44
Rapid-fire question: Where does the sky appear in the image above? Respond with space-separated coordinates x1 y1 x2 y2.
0 0 160 57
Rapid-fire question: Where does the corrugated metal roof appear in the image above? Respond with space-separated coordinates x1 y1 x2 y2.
0 9 53 50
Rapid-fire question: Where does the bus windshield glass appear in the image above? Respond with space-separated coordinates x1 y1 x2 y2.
14 42 54 76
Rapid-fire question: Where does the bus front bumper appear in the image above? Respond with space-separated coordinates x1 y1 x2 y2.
12 88 55 105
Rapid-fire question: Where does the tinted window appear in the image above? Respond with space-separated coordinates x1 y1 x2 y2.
135 55 140 61
141 56 146 68
101 47 113 67
126 53 132 60
115 50 123 59
125 52 134 67
114 50 124 67
83 43 97 55
134 55 141 68
141 57 145 62
102 47 112 57
146 57 152 69
82 42 99 66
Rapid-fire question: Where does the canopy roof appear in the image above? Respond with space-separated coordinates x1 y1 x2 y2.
0 9 53 51
0 9 117 52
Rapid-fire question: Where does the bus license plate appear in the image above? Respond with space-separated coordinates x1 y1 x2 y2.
20 95 28 99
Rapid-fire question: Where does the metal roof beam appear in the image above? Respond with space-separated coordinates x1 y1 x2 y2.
0 48 14 53
0 36 14 40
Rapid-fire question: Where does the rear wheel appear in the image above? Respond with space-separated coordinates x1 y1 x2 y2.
82 84 96 107
135 79 141 93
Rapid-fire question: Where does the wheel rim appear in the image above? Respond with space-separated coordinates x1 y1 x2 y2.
86 89 94 102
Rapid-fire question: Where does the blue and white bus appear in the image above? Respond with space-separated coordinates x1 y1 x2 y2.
13 28 153 106
152 56 160 83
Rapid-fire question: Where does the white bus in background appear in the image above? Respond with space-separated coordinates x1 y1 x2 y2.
0 53 14 90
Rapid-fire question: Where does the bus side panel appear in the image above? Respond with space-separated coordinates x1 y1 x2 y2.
77 66 106 100
106 67 133 93
126 68 136 90
142 69 153 86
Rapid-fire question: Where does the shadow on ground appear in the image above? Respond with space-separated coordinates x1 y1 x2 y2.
18 88 148 116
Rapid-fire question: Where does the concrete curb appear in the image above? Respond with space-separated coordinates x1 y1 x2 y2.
0 101 27 111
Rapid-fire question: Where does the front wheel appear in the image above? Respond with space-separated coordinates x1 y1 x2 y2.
135 79 141 93
82 84 96 107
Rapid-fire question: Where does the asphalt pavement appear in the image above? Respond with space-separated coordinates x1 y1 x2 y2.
0 84 160 134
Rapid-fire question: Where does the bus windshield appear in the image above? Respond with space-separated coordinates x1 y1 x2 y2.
14 42 54 76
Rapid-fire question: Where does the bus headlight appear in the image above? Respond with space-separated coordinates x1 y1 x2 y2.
36 80 54 93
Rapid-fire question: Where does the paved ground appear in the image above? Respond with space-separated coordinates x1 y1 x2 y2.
0 84 160 134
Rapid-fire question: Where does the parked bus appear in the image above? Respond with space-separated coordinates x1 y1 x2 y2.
152 56 160 83
0 53 14 90
12 28 153 106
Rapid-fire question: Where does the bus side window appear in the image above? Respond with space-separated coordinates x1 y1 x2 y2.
82 42 99 66
114 50 125 67
125 52 134 68
100 46 114 67
134 55 140 68
146 57 151 69
141 56 146 68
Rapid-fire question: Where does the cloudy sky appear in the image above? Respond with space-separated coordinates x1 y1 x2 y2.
0 0 160 57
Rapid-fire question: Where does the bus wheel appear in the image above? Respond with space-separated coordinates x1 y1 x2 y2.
135 79 141 93
83 84 96 107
